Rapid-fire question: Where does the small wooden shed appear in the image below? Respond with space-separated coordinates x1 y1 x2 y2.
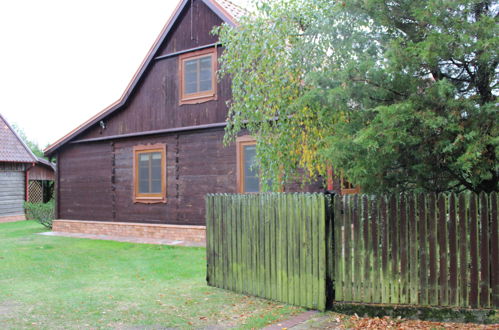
0 114 55 222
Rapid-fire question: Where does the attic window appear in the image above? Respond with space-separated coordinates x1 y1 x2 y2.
179 48 217 104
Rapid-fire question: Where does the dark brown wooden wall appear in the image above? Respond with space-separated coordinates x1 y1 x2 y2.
57 128 323 225
58 143 113 220
79 0 229 141
158 0 221 55
58 129 236 225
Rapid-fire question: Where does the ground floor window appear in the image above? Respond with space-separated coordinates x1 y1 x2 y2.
133 144 167 203
236 136 261 193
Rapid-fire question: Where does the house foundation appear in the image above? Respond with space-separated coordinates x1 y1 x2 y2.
52 220 206 244
0 214 26 223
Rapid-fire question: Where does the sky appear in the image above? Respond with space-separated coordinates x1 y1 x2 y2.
0 0 178 149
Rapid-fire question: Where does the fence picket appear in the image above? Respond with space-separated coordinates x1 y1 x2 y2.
469 193 479 308
353 195 361 302
344 195 353 302
371 198 380 303
399 194 408 304
205 196 212 286
448 193 458 306
458 193 469 307
286 194 295 305
419 193 429 305
334 195 343 301
428 193 438 306
438 194 448 306
318 194 327 310
381 196 390 304
408 194 418 305
227 195 234 291
491 192 499 307
389 194 399 304
300 194 308 306
479 192 490 308
311 194 319 308
363 196 371 302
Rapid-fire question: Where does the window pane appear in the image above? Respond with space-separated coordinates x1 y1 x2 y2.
184 59 198 94
138 153 150 193
139 167 149 182
199 77 212 92
199 56 211 70
185 60 197 73
199 57 212 92
243 145 259 193
151 153 162 193
151 180 162 194
139 180 149 194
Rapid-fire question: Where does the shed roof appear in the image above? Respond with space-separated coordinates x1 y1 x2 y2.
0 113 37 163
44 0 248 156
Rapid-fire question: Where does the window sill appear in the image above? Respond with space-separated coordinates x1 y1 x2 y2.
180 94 217 105
133 196 167 204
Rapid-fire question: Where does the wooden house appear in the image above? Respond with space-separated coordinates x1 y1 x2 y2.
0 114 55 222
44 0 322 243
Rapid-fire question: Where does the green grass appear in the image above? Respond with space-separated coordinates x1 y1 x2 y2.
0 221 302 329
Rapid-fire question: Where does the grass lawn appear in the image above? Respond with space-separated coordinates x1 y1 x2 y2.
0 221 302 329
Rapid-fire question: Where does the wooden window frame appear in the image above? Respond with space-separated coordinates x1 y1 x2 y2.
327 167 361 195
340 176 361 195
179 47 217 105
236 136 282 193
236 136 257 193
133 143 167 204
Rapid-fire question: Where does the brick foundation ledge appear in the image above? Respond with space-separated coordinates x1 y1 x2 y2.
52 220 206 244
0 214 26 223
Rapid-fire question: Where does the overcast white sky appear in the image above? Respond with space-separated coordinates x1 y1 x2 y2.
0 0 178 148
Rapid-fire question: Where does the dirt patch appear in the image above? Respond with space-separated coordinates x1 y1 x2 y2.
0 301 20 316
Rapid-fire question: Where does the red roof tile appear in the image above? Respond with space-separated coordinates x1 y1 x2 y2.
213 0 249 21
0 114 37 163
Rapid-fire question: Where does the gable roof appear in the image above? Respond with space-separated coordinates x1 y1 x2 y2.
44 0 247 156
0 113 37 163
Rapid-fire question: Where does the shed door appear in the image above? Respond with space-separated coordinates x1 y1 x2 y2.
0 171 25 217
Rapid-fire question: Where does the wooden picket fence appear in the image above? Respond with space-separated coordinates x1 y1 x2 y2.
205 193 328 310
205 192 498 311
333 192 498 309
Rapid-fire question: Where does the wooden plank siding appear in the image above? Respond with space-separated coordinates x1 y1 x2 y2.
0 169 25 217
